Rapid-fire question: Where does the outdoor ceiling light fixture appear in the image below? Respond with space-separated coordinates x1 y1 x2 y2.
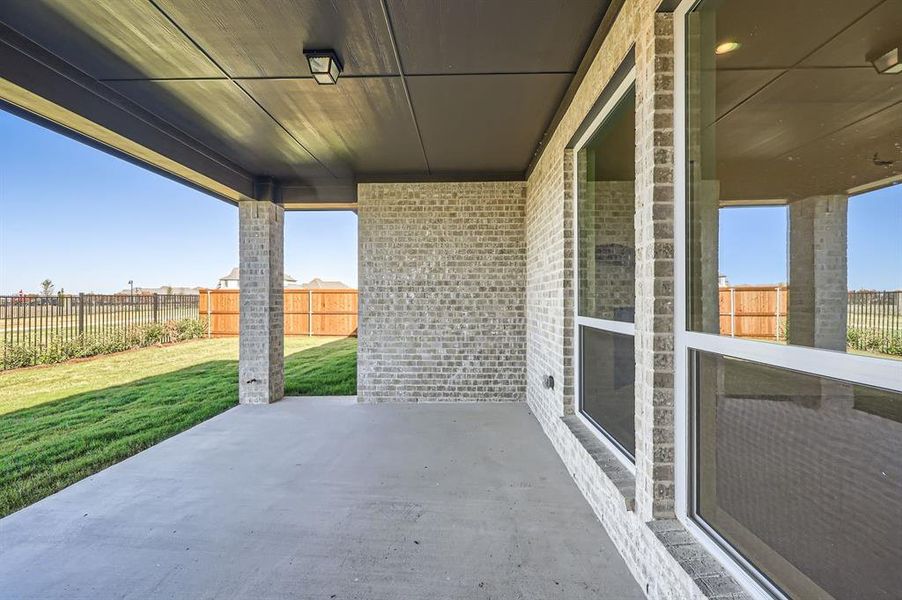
304 49 343 84
870 47 901 74
715 41 741 55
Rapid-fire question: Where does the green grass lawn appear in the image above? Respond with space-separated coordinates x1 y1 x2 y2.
0 336 356 517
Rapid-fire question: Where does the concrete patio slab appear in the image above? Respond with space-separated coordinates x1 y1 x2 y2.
0 397 644 600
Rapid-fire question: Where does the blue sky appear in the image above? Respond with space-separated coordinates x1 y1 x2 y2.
719 186 901 290
0 110 357 295
1 109 898 294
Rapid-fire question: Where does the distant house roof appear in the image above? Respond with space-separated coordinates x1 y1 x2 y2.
116 286 200 295
219 267 297 283
219 267 240 281
300 278 349 289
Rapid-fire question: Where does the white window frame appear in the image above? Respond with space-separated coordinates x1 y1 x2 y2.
672 1 902 598
572 67 638 472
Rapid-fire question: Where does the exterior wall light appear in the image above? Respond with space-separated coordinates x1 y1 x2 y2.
304 50 342 84
870 47 901 74
715 41 740 55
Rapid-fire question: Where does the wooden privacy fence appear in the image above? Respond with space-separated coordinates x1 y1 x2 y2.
199 288 358 337
719 286 788 339
719 287 902 342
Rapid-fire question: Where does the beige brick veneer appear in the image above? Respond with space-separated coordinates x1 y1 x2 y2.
524 1 750 597
357 182 526 403
238 199 284 405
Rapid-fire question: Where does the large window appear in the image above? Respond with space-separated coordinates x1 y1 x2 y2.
577 87 636 323
679 0 902 598
694 352 902 599
685 0 902 360
581 327 635 457
575 72 637 461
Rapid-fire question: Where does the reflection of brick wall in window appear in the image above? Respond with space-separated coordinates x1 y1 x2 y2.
596 243 634 266
592 181 635 321
596 244 635 320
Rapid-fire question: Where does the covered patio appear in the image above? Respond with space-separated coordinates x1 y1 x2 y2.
0 398 642 599
1 0 900 599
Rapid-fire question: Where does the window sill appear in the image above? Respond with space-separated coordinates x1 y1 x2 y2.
561 415 636 511
647 520 752 599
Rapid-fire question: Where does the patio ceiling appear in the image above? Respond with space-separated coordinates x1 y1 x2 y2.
709 0 902 202
0 0 614 208
578 0 902 203
3 1 894 208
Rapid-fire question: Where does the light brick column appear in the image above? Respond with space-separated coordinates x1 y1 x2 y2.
238 179 284 404
788 195 848 352
789 195 850 410
633 11 676 521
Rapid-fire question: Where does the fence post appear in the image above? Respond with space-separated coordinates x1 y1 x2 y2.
78 293 85 336
152 293 159 323
774 286 781 340
308 289 313 336
729 288 736 337
206 290 212 338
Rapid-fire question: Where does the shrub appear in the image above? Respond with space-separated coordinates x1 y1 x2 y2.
174 318 207 341
847 327 902 357
1 344 38 370
1 317 210 370
140 322 166 346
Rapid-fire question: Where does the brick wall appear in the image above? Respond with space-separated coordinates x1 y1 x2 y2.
357 182 526 403
524 1 750 597
526 146 573 419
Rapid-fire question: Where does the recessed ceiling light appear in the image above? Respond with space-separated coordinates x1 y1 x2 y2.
870 47 901 74
715 41 741 55
304 49 343 85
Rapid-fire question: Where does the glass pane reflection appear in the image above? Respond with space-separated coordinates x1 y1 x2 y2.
685 0 902 359
577 88 636 323
580 327 635 458
694 350 902 599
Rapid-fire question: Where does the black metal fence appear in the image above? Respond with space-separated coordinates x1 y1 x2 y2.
1 294 199 368
847 290 902 355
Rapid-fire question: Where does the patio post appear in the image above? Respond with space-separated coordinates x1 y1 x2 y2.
788 195 848 352
788 195 852 409
238 177 285 404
